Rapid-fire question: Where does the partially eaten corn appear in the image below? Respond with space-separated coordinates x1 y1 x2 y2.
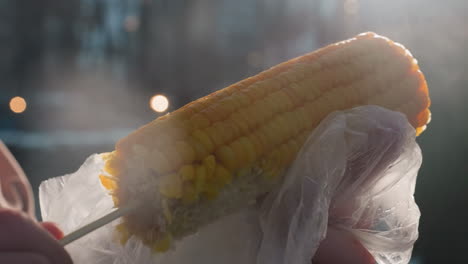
101 32 430 251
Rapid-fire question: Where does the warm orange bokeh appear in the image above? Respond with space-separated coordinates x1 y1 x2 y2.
9 96 27 114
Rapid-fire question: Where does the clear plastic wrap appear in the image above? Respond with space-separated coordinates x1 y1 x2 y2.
39 105 422 264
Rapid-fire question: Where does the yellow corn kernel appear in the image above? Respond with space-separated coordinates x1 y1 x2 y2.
257 126 273 149
164 146 183 169
223 121 241 142
248 134 264 156
230 140 248 169
248 106 263 129
252 105 266 128
99 174 117 190
175 141 196 164
101 152 114 162
190 138 209 161
182 183 198 204
230 111 250 134
162 120 189 140
192 129 215 153
292 109 305 132
289 82 307 99
266 119 283 144
179 165 195 181
276 90 294 111
252 130 269 153
215 145 237 170
195 165 207 193
218 97 238 112
284 70 300 83
256 99 274 121
201 105 224 122
244 82 267 99
203 155 216 178
263 94 279 115
238 108 257 129
116 223 130 245
231 92 251 107
112 196 120 207
262 78 282 93
274 115 289 141
159 173 183 199
282 111 298 135
153 233 172 252
276 72 290 87
268 149 281 169
103 156 122 176
214 165 232 185
239 137 256 164
305 81 323 101
282 86 303 106
218 96 241 113
204 125 223 147
278 143 291 166
295 105 308 124
190 113 210 129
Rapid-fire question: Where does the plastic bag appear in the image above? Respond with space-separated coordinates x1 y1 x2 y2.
39 105 422 264
257 105 421 264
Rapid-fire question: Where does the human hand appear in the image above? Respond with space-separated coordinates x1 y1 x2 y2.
0 209 72 263
312 226 375 264
0 141 35 216
0 142 72 263
311 106 420 264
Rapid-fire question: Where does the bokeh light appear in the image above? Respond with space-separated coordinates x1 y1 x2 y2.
150 95 169 112
9 96 27 114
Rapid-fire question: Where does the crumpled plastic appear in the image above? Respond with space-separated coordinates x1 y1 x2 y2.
39 105 422 264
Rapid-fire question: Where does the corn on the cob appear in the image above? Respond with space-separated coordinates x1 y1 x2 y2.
100 32 430 252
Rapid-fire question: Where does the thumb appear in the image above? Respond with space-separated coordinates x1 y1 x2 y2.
313 227 375 264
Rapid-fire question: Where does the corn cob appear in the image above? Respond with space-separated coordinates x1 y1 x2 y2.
99 32 430 252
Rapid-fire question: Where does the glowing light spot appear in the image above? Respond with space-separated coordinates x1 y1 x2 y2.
9 96 27 114
150 95 169 113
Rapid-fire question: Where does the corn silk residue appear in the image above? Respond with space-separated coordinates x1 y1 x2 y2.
39 105 422 264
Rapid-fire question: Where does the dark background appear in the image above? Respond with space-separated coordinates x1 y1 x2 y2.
0 0 466 263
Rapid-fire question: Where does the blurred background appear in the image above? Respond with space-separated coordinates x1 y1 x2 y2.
0 0 466 263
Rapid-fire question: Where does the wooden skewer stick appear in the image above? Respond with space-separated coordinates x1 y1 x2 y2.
60 206 135 246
